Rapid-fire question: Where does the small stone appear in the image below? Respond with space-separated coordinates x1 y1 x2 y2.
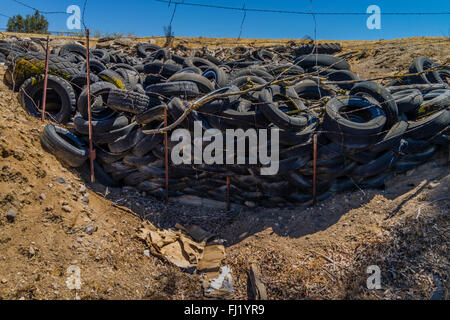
62 205 72 213
79 185 87 193
85 226 95 235
428 181 440 189
76 237 83 244
29 246 35 257
45 206 54 212
1 278 7 284
39 194 46 200
143 250 150 257
81 196 89 204
53 177 66 184
6 209 17 222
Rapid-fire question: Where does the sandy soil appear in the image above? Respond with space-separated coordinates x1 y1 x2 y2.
0 35 448 300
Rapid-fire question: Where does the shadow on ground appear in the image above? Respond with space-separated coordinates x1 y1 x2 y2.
78 154 449 246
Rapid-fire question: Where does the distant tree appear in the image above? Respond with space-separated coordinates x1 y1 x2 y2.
7 10 49 34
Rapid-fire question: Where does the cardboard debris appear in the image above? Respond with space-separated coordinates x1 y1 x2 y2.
137 222 225 271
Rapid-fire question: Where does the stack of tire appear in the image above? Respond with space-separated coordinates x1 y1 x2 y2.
2 39 449 207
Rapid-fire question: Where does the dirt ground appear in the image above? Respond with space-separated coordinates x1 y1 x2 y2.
0 36 449 300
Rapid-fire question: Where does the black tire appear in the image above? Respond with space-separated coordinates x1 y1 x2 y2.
95 148 127 164
370 117 408 153
93 160 120 187
59 43 87 59
259 86 315 132
70 73 100 98
230 76 267 90
123 154 157 167
350 151 398 179
80 58 107 75
233 67 275 82
146 81 200 98
294 54 350 71
322 70 360 90
411 89 450 119
296 43 342 55
202 66 229 88
77 81 117 120
93 122 138 145
73 113 129 135
107 89 150 114
405 109 450 140
183 57 217 69
97 69 127 90
267 64 305 77
135 104 167 125
41 124 88 167
167 72 214 93
143 62 181 78
7 52 80 90
19 74 76 124
350 81 399 129
91 49 110 63
409 57 443 84
137 43 162 58
108 126 141 153
132 123 164 157
323 96 387 148
392 89 423 114
293 79 335 99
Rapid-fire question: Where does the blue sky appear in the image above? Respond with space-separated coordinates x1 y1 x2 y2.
0 0 449 39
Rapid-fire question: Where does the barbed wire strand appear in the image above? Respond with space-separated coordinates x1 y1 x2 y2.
155 0 450 15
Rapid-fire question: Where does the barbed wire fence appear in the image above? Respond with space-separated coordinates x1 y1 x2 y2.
0 0 449 207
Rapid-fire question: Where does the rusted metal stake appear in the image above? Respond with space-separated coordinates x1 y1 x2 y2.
164 108 169 204
86 29 95 183
41 36 50 121
226 176 231 211
312 133 318 205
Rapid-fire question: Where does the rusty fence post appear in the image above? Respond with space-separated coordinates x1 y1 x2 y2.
164 108 169 204
85 29 95 183
313 133 318 205
41 36 50 121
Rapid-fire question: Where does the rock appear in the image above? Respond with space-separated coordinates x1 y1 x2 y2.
143 250 150 257
85 226 96 235
62 205 72 213
45 206 53 212
39 194 46 200
79 185 87 193
1 278 7 284
81 196 89 204
6 209 17 222
53 177 66 184
428 181 440 189
76 237 83 244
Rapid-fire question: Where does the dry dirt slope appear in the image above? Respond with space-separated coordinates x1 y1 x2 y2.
0 37 449 300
